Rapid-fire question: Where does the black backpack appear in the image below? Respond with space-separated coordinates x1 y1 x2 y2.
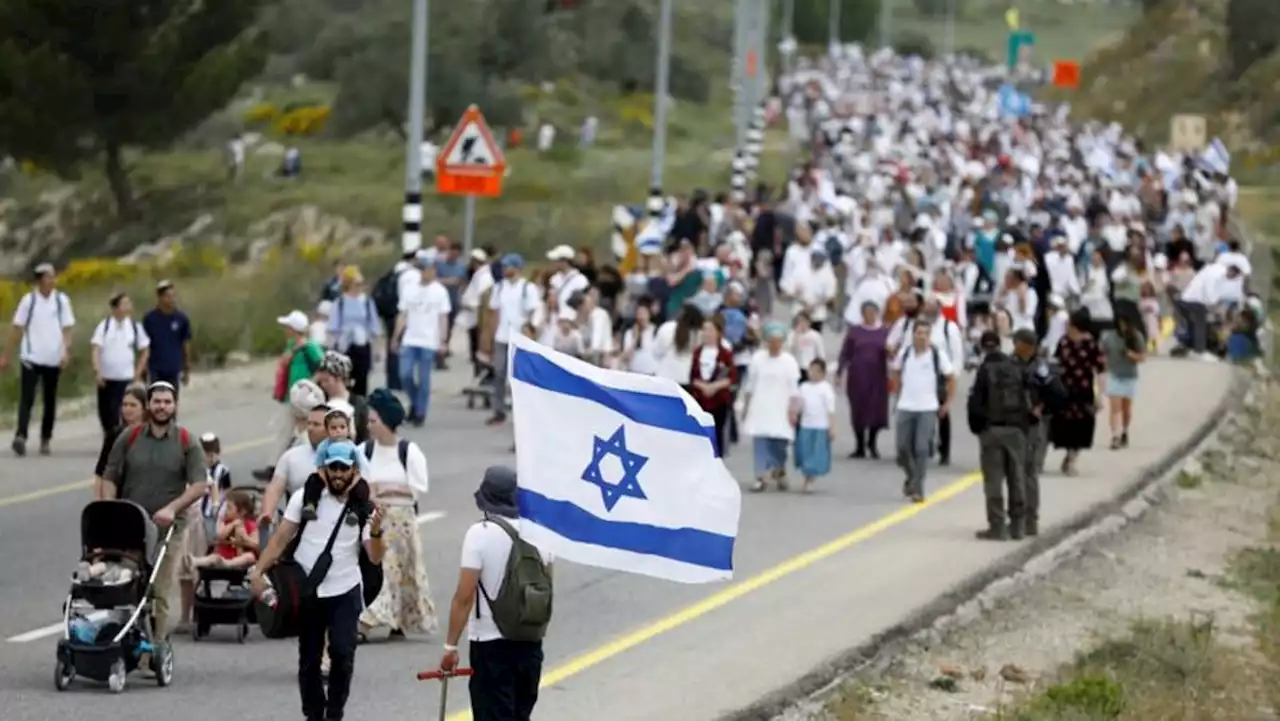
371 265 405 319
984 356 1030 427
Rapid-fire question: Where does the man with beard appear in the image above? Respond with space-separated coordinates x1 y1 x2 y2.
251 440 385 721
101 381 206 640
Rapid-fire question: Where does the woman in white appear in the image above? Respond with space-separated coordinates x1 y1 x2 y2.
741 321 801 493
577 287 614 366
1081 248 1114 336
621 303 659 375
357 389 436 641
653 304 703 389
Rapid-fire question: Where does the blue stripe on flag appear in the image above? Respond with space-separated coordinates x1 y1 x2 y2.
512 347 721 456
518 488 735 571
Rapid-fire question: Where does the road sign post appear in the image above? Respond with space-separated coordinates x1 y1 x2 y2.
436 105 507 254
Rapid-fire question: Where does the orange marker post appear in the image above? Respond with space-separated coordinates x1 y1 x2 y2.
1052 60 1080 89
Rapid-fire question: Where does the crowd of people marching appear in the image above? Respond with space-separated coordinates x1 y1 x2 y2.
2 42 1268 721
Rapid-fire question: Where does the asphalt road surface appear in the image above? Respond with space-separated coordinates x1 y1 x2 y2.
0 336 1233 721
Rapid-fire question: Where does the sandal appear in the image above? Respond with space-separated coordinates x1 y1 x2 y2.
749 479 767 493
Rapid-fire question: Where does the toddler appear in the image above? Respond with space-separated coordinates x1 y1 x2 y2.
200 432 232 525
794 359 836 492
299 403 373 521
190 491 259 570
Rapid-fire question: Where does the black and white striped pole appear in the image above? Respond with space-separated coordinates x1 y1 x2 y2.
401 0 428 255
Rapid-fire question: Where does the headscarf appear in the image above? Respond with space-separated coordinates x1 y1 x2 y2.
366 388 406 430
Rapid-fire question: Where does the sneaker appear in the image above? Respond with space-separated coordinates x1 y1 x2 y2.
1120 432 1129 448
11 436 25 457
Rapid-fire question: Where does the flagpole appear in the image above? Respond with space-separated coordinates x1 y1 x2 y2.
649 0 674 192
401 0 429 253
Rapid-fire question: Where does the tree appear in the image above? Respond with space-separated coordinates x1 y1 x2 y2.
790 0 881 46
1226 0 1280 80
0 0 271 217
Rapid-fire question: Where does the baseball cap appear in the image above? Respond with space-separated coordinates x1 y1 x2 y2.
277 310 309 333
546 244 575 261
1013 328 1039 347
318 440 359 468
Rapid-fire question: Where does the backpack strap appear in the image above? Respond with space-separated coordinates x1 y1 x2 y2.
476 514 521 619
125 424 144 448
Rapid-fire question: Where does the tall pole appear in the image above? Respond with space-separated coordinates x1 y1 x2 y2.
732 0 750 150
781 0 795 74
754 0 769 110
879 0 892 49
649 0 674 191
401 0 429 253
943 0 956 56
828 0 840 52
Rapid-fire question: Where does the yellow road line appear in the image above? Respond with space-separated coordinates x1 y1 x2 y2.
444 470 983 721
0 435 272 509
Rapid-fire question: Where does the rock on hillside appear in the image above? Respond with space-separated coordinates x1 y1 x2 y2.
0 190 388 275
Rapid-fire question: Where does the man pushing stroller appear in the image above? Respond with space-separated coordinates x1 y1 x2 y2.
101 380 207 639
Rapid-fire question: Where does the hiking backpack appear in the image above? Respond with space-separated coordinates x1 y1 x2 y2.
983 356 1030 427
477 515 554 642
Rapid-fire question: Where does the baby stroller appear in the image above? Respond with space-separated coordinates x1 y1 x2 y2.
191 485 260 642
55 500 176 693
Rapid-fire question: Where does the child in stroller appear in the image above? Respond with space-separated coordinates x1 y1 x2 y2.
191 487 262 642
55 500 177 693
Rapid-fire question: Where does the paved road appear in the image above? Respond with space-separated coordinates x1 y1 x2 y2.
0 333 1235 721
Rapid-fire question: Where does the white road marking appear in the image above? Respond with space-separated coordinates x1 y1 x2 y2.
416 511 447 525
8 610 106 644
7 513 447 643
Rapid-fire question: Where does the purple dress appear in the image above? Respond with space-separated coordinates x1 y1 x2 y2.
838 325 890 431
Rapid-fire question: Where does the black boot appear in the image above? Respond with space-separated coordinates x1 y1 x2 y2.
1009 520 1025 541
867 429 881 459
849 428 866 459
1025 518 1039 537
975 525 1009 541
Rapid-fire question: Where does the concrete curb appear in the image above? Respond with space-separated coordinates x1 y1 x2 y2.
718 367 1253 721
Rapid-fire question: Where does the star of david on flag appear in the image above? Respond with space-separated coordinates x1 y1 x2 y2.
581 426 648 512
508 334 741 584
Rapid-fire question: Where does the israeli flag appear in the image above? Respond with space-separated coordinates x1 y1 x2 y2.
1199 137 1230 175
634 203 676 256
509 334 741 583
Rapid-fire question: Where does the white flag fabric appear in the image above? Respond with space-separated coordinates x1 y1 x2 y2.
509 334 741 583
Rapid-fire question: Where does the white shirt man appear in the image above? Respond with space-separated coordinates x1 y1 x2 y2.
487 261 542 423
1000 280 1039 333
890 321 956 501
90 303 150 384
5 265 76 455
1043 241 1082 300
397 272 452 354
546 246 588 317
780 252 838 324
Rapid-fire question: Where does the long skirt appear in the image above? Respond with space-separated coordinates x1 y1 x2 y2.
752 436 790 477
794 427 832 478
359 503 438 634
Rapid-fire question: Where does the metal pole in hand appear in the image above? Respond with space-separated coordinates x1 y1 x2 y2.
401 0 429 253
649 0 674 191
462 195 476 255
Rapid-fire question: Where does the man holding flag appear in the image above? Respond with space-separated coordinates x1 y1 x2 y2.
438 333 742 719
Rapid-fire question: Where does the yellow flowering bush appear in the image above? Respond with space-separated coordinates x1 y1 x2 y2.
243 102 281 125
613 94 655 133
274 106 331 136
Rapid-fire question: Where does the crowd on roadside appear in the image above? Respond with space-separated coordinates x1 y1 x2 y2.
3 40 1268 721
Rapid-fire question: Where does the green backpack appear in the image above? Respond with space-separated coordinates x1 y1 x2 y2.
477 515 554 642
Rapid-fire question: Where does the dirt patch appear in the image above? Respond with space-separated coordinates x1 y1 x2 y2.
813 378 1280 721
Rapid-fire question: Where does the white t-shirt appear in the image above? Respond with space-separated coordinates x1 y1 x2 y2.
797 380 836 429
12 290 75 367
550 269 589 317
283 488 371 599
489 279 540 345
623 325 659 375
398 281 452 350
90 316 150 381
275 442 319 497
742 350 802 439
460 517 555 642
364 439 429 494
786 328 825 370
893 344 954 413
653 321 694 386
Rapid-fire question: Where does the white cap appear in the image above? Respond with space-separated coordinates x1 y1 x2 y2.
316 300 334 317
325 398 355 422
558 309 578 322
470 248 488 262
546 245 575 261
277 310 309 333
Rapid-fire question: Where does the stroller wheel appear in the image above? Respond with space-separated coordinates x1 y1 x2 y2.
236 623 247 644
153 642 174 687
53 658 75 691
107 659 127 694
